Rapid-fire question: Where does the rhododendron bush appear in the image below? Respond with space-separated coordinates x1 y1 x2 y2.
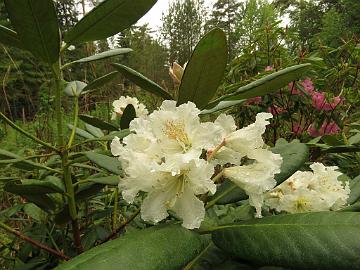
0 1 360 270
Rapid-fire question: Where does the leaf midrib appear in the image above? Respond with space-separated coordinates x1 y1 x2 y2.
212 223 360 231
27 0 51 63
66 0 128 44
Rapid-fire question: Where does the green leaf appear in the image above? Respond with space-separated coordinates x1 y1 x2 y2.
64 81 87 97
67 124 95 140
212 212 360 270
208 64 311 107
79 114 119 131
112 63 173 100
4 0 60 63
82 71 119 93
67 48 132 66
88 175 119 185
211 180 247 205
85 152 122 175
0 25 23 49
54 225 208 270
120 104 136 130
4 179 64 195
348 175 360 205
201 100 245 115
64 0 157 45
0 149 56 172
271 139 309 184
23 194 57 212
23 203 46 222
85 124 104 138
76 183 105 201
177 28 227 109
87 130 131 142
349 133 360 145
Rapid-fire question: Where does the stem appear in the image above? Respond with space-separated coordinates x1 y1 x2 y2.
207 140 226 161
101 208 140 243
211 170 224 184
205 184 237 210
112 187 119 232
52 61 83 254
0 221 70 261
0 112 58 152
67 97 79 148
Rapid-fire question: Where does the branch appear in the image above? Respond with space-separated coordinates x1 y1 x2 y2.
0 221 70 261
101 208 140 244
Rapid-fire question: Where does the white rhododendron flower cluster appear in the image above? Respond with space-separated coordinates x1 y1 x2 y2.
111 99 283 229
111 96 148 120
265 163 350 213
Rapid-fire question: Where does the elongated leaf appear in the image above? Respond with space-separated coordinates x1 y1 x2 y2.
76 183 105 201
87 130 131 142
177 28 227 109
212 212 360 270
69 48 132 65
64 81 87 97
85 124 104 138
0 149 55 172
120 104 136 130
67 124 95 140
24 194 56 212
0 25 22 49
55 225 208 270
85 152 122 175
64 0 157 45
5 180 64 195
112 63 173 100
4 0 60 63
88 175 120 185
200 100 245 115
210 180 247 205
82 71 119 93
79 114 118 131
208 64 311 107
271 139 309 184
348 175 360 205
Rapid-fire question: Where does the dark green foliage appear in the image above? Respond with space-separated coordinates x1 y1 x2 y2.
212 212 360 269
55 225 209 270
177 28 228 109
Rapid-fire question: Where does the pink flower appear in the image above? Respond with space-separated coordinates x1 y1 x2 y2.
265 66 273 71
267 105 286 115
308 124 321 137
301 78 315 95
322 121 341 135
313 93 343 111
312 92 326 110
323 96 343 110
307 121 341 137
288 81 303 95
292 123 304 135
245 96 262 105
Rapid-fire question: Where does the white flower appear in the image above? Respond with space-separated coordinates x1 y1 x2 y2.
132 100 221 161
111 136 215 229
210 112 282 217
264 163 350 213
224 149 282 217
111 96 148 120
141 157 215 229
